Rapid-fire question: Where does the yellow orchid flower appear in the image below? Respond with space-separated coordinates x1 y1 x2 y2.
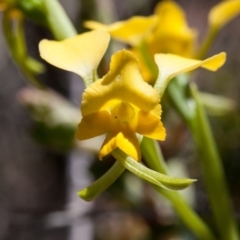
76 50 225 161
85 16 158 46
147 1 196 58
85 1 196 82
85 1 195 57
39 31 164 161
39 31 225 161
85 0 240 52
85 0 239 82
76 50 166 161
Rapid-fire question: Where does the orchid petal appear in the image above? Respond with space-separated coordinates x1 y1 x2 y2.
117 123 141 161
136 111 166 140
85 16 158 46
81 49 160 116
209 0 240 29
39 30 110 85
76 111 112 140
99 123 141 161
145 1 196 58
154 0 195 39
154 52 226 97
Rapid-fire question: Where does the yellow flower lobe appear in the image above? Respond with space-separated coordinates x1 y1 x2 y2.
111 102 135 124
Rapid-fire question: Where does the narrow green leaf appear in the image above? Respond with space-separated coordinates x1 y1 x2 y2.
189 83 239 240
112 149 196 191
78 161 125 201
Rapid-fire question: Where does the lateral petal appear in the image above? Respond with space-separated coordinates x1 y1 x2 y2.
76 111 112 140
85 16 157 46
136 111 166 140
99 123 141 161
154 52 226 96
39 30 110 81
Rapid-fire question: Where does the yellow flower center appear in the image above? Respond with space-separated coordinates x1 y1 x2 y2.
111 101 135 124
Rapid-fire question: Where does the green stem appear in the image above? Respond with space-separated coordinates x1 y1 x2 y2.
137 41 158 80
42 0 77 40
141 137 167 174
166 77 194 123
155 187 215 239
190 84 239 240
195 26 219 60
166 79 238 240
137 38 216 240
141 137 216 240
2 11 45 88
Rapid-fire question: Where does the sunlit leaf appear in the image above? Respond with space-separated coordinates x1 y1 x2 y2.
112 149 196 191
78 161 125 201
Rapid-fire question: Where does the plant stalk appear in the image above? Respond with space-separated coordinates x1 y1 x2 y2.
141 137 216 240
189 84 239 240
